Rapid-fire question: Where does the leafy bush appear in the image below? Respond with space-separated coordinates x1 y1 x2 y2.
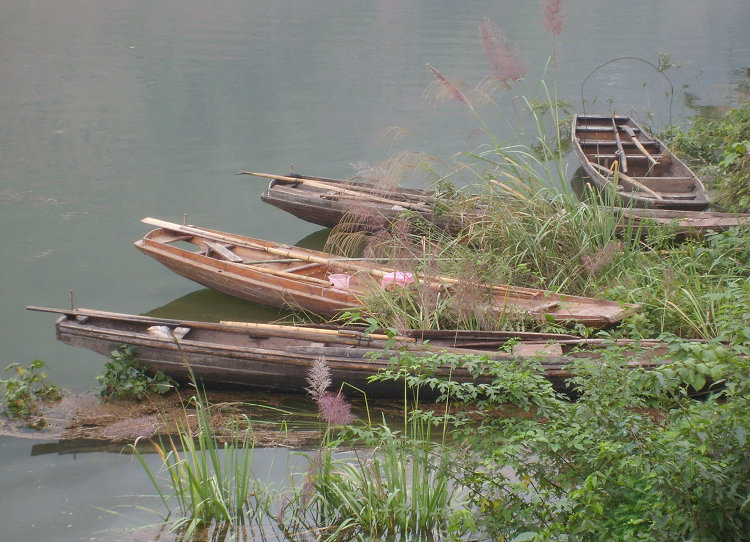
97 345 174 400
662 100 750 211
0 359 61 418
391 338 750 542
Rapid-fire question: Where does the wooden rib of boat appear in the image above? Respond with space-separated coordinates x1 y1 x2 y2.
134 217 637 328
572 114 710 210
247 171 473 233
617 207 750 235
27 306 666 396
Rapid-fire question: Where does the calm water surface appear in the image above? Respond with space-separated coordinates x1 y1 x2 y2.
1 0 749 539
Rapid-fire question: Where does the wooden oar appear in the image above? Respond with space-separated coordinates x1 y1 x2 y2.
590 162 664 200
239 171 432 212
620 124 658 166
611 116 628 173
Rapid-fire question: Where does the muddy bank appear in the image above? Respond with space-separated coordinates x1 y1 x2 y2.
1 389 338 453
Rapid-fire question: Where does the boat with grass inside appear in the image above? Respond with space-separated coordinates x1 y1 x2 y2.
251 171 748 238
134 217 637 329
248 171 471 233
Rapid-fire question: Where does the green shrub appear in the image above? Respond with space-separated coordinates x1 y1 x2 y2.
662 100 750 211
96 345 174 400
0 359 61 418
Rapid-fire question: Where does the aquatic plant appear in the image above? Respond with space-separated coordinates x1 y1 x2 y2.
96 345 174 400
133 390 273 540
0 359 60 419
269 354 476 541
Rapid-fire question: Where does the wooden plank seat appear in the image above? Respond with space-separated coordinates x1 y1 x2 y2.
576 126 643 135
591 153 663 162
204 241 243 263
579 139 658 148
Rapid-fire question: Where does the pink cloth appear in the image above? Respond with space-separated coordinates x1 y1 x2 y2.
380 271 415 289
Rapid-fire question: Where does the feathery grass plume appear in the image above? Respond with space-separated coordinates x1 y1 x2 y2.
326 152 445 256
580 241 623 276
318 392 356 426
542 0 565 36
305 356 331 403
426 63 472 108
305 356 355 427
479 18 527 84
377 125 416 150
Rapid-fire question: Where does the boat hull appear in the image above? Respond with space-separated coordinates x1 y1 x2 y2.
48 311 582 396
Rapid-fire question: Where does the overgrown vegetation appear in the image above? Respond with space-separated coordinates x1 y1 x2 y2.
97 345 174 400
0 359 61 420
662 100 750 211
128 3 750 540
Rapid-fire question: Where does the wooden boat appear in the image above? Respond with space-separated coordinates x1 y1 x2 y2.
248 171 472 233
572 114 710 210
134 218 637 328
617 207 750 236
27 307 666 396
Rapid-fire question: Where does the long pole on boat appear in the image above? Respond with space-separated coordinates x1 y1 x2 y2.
238 171 434 210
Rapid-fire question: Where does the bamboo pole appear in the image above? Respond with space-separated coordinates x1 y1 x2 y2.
220 320 416 343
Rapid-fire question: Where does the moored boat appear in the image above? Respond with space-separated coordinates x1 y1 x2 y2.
134 217 638 328
572 114 710 210
27 306 666 396
250 171 471 233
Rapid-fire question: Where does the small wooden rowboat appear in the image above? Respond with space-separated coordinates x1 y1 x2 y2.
572 114 710 210
134 217 636 328
27 307 666 396
248 171 471 233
